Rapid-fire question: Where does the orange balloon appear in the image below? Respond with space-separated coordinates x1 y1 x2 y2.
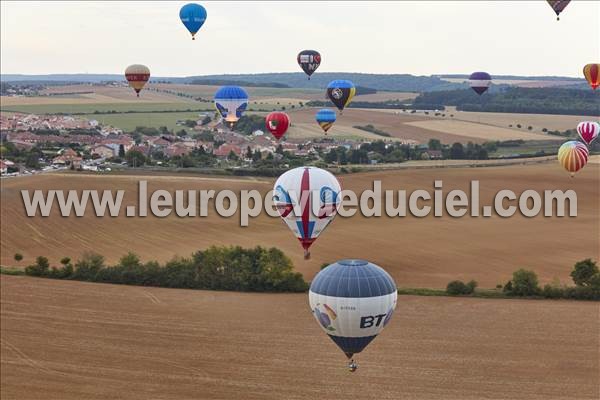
583 63 599 90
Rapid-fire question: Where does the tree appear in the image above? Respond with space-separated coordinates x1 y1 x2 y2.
428 139 442 150
246 146 253 160
118 144 125 158
60 257 71 266
570 259 599 287
511 269 540 296
276 144 284 155
14 253 23 263
252 149 262 162
449 143 465 159
201 116 212 126
228 150 239 161
25 256 50 277
324 148 337 164
126 150 146 167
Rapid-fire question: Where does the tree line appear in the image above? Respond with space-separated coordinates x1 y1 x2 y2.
413 87 600 116
21 246 309 293
446 259 600 300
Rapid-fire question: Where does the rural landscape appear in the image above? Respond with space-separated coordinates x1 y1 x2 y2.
1 1 599 400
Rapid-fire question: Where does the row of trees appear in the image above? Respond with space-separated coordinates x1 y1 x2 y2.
446 259 600 300
23 246 308 293
413 87 600 116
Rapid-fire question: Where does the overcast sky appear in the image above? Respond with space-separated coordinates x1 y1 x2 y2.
1 1 598 77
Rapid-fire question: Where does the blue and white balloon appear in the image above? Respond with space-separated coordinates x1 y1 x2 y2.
308 259 397 371
214 86 249 125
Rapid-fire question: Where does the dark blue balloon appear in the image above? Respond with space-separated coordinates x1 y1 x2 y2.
179 3 207 39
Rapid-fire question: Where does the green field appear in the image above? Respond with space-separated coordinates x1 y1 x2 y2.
489 140 563 157
86 111 211 131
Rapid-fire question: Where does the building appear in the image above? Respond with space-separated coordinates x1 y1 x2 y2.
214 143 242 158
91 144 117 158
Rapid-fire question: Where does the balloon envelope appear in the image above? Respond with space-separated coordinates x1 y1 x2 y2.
214 86 248 125
577 121 600 145
297 50 321 79
468 72 492 95
309 259 397 359
547 0 570 19
583 64 599 90
315 109 336 133
265 112 290 140
125 64 150 97
273 167 341 259
326 80 356 112
179 3 207 39
558 141 589 176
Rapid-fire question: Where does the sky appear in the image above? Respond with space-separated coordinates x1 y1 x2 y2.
1 1 598 77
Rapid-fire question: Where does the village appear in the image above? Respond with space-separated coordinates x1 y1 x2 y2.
0 111 439 176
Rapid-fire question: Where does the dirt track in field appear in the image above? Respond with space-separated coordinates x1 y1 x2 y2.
1 162 598 289
1 275 598 400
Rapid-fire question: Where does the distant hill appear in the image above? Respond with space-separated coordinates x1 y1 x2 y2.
0 72 589 92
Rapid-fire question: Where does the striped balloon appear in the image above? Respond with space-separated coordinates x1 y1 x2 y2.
557 141 589 177
468 71 492 95
583 64 599 90
315 108 336 134
125 64 150 97
309 259 397 371
577 121 600 145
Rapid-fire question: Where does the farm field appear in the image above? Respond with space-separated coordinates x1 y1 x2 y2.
443 107 598 133
1 162 598 289
404 119 563 142
1 275 598 400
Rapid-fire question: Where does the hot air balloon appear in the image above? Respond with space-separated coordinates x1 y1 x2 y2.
315 109 336 134
547 0 570 20
558 141 589 177
265 112 290 140
214 86 248 126
125 64 150 97
577 121 600 146
309 259 397 372
583 64 599 90
273 167 341 259
179 3 207 40
326 80 356 112
468 72 492 95
297 50 321 80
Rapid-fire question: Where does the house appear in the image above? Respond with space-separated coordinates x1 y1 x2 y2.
0 159 15 174
165 143 191 158
53 153 82 168
214 143 242 158
423 150 443 159
91 144 117 158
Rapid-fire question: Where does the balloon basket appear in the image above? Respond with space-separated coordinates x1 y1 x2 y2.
348 359 358 373
304 250 310 260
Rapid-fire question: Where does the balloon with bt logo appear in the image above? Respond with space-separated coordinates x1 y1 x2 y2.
309 259 397 372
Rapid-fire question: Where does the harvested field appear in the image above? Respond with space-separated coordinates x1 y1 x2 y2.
1 275 598 400
444 107 599 132
1 162 598 289
404 119 563 142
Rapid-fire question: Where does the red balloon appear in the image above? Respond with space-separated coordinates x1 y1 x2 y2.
265 112 290 140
